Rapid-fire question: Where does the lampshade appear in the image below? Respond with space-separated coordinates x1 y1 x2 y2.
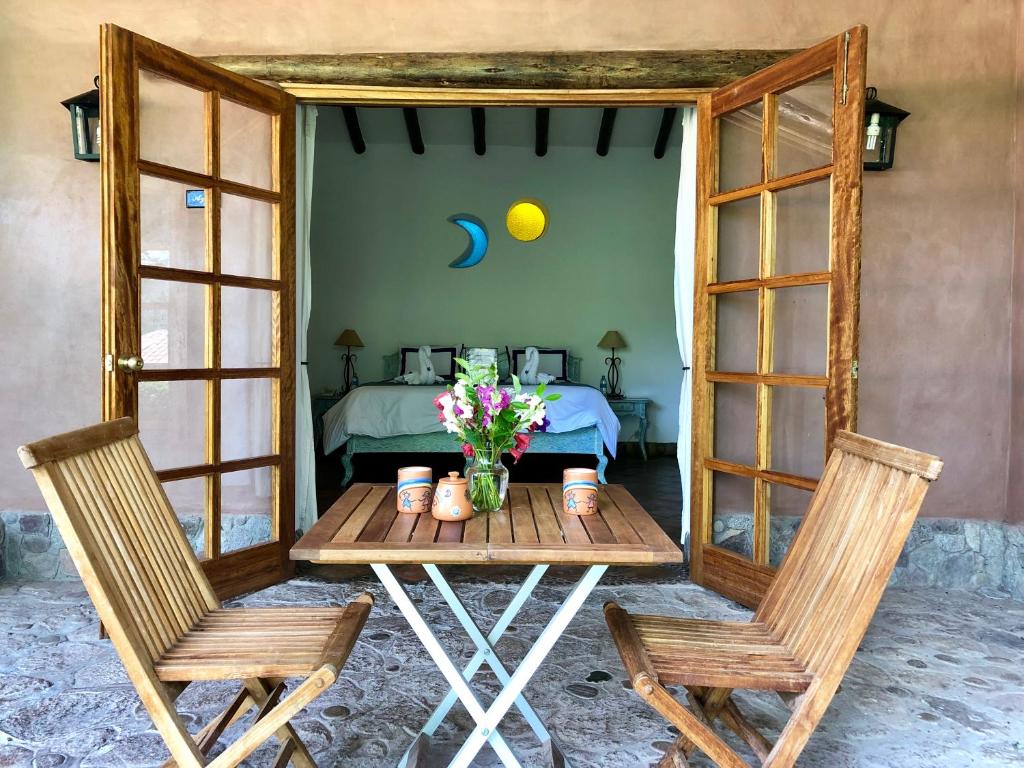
334 329 364 348
597 330 626 350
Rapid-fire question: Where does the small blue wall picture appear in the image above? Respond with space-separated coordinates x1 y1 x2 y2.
447 214 488 268
185 189 206 209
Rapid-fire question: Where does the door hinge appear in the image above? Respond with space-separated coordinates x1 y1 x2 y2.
851 359 859 380
104 354 113 372
840 31 851 105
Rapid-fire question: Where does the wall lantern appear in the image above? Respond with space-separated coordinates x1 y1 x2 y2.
61 76 100 161
863 86 909 171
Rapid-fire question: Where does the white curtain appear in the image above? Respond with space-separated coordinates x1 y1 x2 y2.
295 105 319 535
673 106 698 549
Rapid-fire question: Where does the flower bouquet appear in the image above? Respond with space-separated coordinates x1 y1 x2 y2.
434 358 560 513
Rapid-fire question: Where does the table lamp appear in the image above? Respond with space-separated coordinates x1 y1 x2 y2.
598 330 626 399
334 329 364 393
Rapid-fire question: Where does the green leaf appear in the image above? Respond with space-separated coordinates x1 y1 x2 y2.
511 374 521 393
546 393 562 401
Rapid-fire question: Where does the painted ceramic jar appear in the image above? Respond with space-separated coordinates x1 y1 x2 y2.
563 468 599 516
432 471 473 522
397 466 433 514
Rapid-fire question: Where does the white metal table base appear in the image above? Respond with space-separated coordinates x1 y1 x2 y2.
371 563 609 768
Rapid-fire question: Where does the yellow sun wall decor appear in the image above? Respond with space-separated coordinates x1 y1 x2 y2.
505 199 548 241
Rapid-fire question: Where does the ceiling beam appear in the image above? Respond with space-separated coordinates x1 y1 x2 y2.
402 108 424 154
341 106 366 154
202 49 799 90
596 108 617 157
535 108 549 157
653 107 677 159
471 107 486 155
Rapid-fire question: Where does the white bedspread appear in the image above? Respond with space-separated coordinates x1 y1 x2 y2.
322 384 620 457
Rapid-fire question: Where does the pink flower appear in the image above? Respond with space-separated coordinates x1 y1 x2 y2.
461 443 475 458
510 433 531 463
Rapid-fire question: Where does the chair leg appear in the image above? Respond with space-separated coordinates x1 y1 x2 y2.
633 674 748 768
245 678 317 768
655 735 692 768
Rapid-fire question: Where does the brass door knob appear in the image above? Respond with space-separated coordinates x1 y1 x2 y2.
117 355 145 373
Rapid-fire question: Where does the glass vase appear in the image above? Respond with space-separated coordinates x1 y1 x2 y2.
467 456 509 513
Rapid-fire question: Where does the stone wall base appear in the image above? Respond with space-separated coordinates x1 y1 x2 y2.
0 511 270 581
707 513 1024 601
3 509 1022 601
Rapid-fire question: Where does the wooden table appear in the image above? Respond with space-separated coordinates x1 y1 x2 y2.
292 483 682 768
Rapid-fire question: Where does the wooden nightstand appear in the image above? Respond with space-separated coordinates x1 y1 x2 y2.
312 392 343 451
607 397 651 460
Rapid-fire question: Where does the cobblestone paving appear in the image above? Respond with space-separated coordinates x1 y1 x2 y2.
0 572 1022 767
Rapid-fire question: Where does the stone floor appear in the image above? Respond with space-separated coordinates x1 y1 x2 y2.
1 571 1022 767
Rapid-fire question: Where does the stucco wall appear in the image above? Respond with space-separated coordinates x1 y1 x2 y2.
0 0 1019 520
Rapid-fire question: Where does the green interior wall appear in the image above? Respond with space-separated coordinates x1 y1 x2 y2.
308 106 683 443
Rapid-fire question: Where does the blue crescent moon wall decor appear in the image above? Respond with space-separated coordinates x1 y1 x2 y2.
447 214 489 268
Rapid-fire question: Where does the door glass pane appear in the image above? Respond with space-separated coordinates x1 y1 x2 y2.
771 284 828 376
718 101 763 192
774 72 834 179
221 466 274 553
221 99 273 190
140 175 207 271
715 195 761 283
163 477 207 559
222 194 273 278
141 279 207 369
138 379 206 470
713 383 756 467
768 482 813 567
221 378 273 461
775 180 830 276
714 291 758 372
712 472 754 557
221 287 274 368
769 386 825 479
139 70 206 173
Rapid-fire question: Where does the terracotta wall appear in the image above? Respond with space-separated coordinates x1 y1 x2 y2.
0 0 1019 520
1010 4 1024 527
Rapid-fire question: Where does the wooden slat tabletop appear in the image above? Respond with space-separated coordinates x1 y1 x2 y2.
292 483 683 566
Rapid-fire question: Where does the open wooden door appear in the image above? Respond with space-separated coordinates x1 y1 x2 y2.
100 25 296 599
690 27 866 607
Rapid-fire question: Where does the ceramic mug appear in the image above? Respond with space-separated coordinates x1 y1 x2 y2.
563 468 599 516
397 466 433 514
432 471 473 521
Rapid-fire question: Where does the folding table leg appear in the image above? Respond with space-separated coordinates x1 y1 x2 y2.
423 564 553 742
371 564 525 768
447 565 608 768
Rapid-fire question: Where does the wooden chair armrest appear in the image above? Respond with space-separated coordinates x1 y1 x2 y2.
318 592 374 675
604 601 658 685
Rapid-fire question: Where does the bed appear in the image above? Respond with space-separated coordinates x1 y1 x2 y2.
321 355 620 484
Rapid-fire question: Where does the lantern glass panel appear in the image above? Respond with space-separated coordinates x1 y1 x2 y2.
863 114 899 170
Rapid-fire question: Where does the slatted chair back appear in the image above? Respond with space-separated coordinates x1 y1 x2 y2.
755 431 943 681
18 418 218 662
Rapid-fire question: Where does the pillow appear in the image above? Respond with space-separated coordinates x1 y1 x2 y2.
399 346 457 380
460 346 512 380
510 347 569 381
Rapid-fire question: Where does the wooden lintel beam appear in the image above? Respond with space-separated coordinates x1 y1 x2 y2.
402 107 424 154
471 107 485 155
341 106 365 154
202 49 800 90
654 107 677 159
596 108 617 157
535 108 549 157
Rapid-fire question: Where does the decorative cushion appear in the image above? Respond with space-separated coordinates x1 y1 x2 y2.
399 346 458 380
510 348 569 381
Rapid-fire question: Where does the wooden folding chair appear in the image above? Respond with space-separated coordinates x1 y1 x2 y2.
19 418 373 768
605 431 943 768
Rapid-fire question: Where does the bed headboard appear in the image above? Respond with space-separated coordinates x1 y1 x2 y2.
383 351 582 382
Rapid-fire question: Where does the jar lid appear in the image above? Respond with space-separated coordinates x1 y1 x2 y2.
438 471 465 485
